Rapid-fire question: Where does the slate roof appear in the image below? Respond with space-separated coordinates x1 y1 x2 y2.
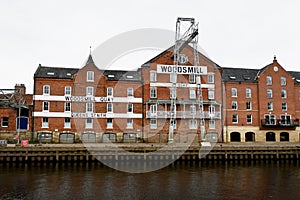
103 69 141 82
222 67 259 82
288 71 300 85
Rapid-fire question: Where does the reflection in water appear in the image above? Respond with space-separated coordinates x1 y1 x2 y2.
0 161 299 200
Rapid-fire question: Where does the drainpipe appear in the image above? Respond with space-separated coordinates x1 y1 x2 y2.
141 70 145 143
31 77 36 143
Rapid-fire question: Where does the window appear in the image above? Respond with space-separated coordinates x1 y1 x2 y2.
280 115 291 125
127 88 133 97
42 117 48 128
87 71 94 82
150 71 156 82
231 88 237 97
232 114 238 123
1 117 8 127
281 76 286 86
150 119 157 129
107 118 113 129
282 102 287 111
150 87 157 98
86 87 94 96
170 88 176 99
189 119 197 129
209 120 215 129
189 74 195 83
65 86 71 96
268 102 273 111
189 89 196 99
247 114 252 124
246 101 252 110
86 103 93 113
208 90 214 100
64 118 71 128
266 76 272 85
150 104 157 114
86 118 93 129
190 105 196 114
43 85 50 95
107 103 113 113
209 105 215 114
208 74 214 84
232 101 238 110
265 114 276 125
127 118 133 129
43 102 49 112
127 103 133 113
65 102 71 112
170 73 177 83
107 87 113 97
246 88 251 98
267 89 273 98
281 90 287 98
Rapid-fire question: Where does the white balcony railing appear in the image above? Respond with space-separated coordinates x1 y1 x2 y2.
146 111 221 119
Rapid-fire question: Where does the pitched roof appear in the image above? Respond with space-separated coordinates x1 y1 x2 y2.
222 67 259 82
103 70 141 82
34 65 79 79
288 71 300 85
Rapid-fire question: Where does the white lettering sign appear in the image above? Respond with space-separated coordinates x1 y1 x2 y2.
65 96 113 102
157 64 207 75
71 112 107 118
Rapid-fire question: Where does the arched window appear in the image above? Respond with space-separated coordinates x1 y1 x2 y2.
82 133 96 143
266 132 276 142
280 132 289 142
230 132 241 142
60 133 75 144
245 132 255 142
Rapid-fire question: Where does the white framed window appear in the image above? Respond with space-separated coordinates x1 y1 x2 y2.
107 103 113 113
150 87 157 98
281 90 287 98
281 76 286 86
127 103 133 113
170 73 177 83
208 90 214 100
107 87 113 97
127 88 134 97
43 85 50 95
43 102 49 112
209 120 215 129
65 102 71 112
42 117 48 128
150 104 157 114
267 89 273 98
1 117 8 127
87 71 94 82
246 88 251 98
280 114 291 125
246 114 252 124
85 118 93 129
189 74 195 83
189 119 197 129
268 102 273 111
209 105 215 114
64 118 71 128
266 76 272 85
170 88 176 99
150 119 157 129
208 74 214 83
150 71 156 82
65 86 71 96
265 114 276 125
86 87 94 96
190 105 196 114
231 88 237 97
86 103 93 113
107 118 113 129
282 102 287 111
232 101 238 110
232 114 238 123
127 118 133 129
246 101 252 110
189 89 196 99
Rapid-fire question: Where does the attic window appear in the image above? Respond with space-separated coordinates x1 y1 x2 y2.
229 75 236 80
66 73 72 76
47 72 55 76
127 75 133 79
108 75 115 78
243 75 250 80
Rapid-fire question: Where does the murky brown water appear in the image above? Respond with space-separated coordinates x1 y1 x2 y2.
0 161 299 200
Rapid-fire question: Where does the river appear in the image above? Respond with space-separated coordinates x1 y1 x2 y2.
0 161 299 200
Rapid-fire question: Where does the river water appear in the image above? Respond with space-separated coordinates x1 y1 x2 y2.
0 161 299 200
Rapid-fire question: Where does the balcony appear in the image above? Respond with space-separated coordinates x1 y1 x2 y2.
146 111 221 119
261 119 299 130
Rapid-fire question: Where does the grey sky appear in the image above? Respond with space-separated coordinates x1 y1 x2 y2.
1 0 300 93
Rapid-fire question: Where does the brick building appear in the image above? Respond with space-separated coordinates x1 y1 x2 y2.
223 56 300 142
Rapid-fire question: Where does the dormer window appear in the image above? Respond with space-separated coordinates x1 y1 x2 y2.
47 72 55 76
108 74 115 78
229 75 236 80
87 71 94 82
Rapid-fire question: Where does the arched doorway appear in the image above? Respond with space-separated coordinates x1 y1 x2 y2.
81 133 96 143
245 132 255 142
230 132 241 142
280 132 289 142
60 133 75 143
266 132 276 142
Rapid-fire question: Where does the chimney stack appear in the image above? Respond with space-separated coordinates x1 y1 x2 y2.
15 84 26 95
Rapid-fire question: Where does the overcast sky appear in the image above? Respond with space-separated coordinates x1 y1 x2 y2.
1 0 300 93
